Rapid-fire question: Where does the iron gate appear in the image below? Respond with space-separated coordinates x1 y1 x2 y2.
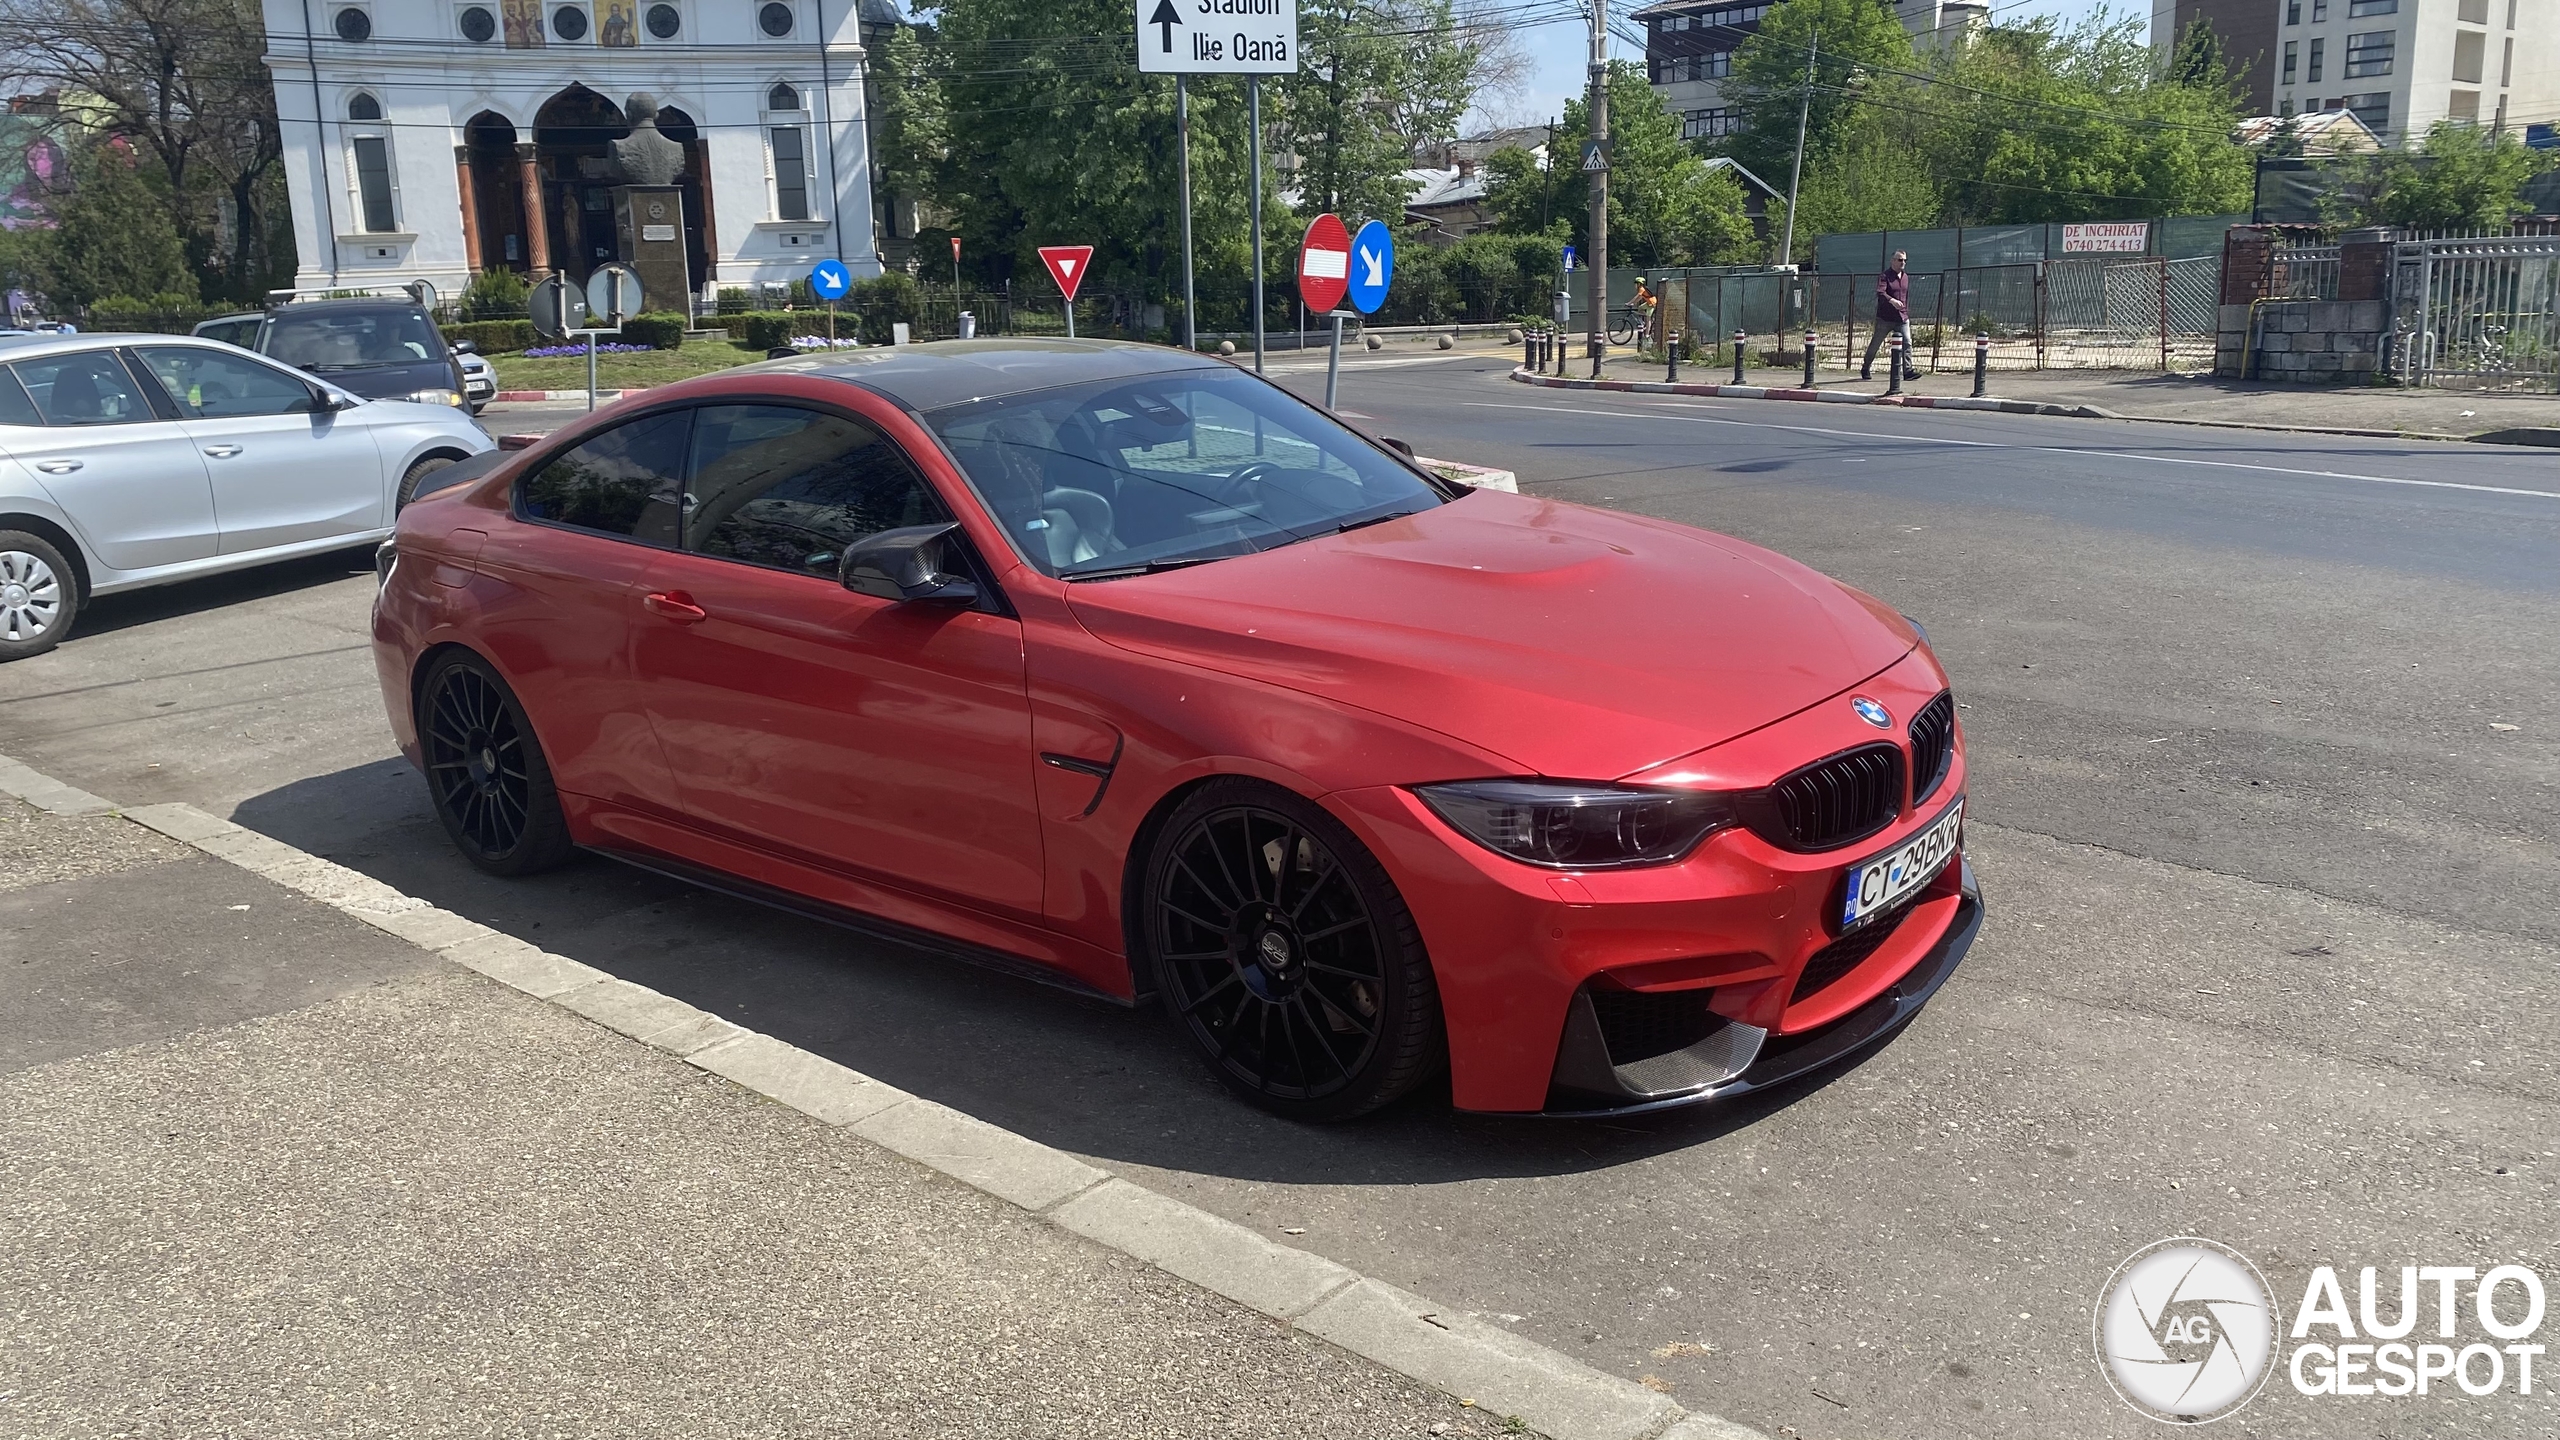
2395 234 2560 389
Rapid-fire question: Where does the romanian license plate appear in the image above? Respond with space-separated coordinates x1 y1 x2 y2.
1839 797 1963 932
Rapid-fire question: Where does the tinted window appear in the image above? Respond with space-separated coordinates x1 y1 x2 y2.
684 404 951 576
11 350 154 426
135 347 315 419
926 365 1444 577
518 409 690 544
265 306 441 371
194 318 260 348
0 368 38 427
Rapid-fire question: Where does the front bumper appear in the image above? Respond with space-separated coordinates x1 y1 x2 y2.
1537 860 1980 1116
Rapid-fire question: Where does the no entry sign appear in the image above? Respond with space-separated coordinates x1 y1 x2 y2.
1038 245 1094 301
1298 213 1349 314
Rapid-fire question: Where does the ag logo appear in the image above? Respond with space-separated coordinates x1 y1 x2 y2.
2095 1238 2278 1423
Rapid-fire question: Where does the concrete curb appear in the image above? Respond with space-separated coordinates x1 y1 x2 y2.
7 760 1769 1440
1505 366 2495 441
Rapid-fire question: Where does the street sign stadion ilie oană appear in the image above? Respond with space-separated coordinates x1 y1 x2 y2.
1137 0 1297 74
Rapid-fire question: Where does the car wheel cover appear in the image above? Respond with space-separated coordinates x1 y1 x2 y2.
0 550 63 642
1154 804 1387 1101
424 666 531 857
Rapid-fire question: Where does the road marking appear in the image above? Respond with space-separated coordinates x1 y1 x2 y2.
1462 399 2560 501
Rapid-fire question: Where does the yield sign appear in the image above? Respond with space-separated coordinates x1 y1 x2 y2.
1298 212 1350 314
1037 245 1094 301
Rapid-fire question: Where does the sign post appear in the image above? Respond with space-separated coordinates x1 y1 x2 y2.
1038 245 1094 337
1330 217 1395 409
1298 214 1350 407
1136 0 1297 369
539 262 640 414
811 257 852 347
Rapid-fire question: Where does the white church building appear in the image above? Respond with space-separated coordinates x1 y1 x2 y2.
263 0 894 304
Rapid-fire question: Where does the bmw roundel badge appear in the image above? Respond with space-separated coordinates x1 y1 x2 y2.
1851 696 1893 728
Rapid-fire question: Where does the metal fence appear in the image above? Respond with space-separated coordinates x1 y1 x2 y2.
2261 244 2341 302
1802 256 2221 372
2395 233 2560 390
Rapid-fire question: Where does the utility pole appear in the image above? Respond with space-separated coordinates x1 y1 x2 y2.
1778 30 1817 269
1250 77 1266 374
1585 0 1609 378
1178 74 1196 351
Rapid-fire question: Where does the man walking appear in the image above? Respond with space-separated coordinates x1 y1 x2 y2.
1861 251 1918 383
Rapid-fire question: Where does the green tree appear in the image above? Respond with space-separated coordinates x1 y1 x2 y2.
932 0 1263 330
1282 0 1483 224
2343 122 2551 230
2166 17 2231 93
1916 15 2251 222
1784 107 1943 258
1503 64 1755 269
1724 0 1917 185
42 138 196 309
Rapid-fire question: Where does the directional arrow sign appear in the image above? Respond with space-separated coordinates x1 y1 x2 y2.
1297 213 1350 314
1038 245 1095 301
1346 217 1393 315
1136 0 1298 74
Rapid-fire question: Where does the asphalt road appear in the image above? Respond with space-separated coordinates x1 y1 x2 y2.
3 355 2554 1440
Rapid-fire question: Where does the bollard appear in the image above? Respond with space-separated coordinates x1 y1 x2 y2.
1886 334 1904 395
1731 328 1746 385
1972 332 1990 398
1526 328 1538 370
1802 328 1817 389
1667 332 1680 382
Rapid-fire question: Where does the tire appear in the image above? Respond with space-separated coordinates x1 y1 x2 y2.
417 650 576 876
1139 779 1445 1121
396 454 459 512
0 529 78 662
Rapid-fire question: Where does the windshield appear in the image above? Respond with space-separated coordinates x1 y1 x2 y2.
924 365 1446 578
265 307 443 372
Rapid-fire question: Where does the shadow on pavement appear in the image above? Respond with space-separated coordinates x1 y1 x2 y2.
229 760 1903 1187
69 545 380 641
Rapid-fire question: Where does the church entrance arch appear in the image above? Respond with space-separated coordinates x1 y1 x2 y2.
533 85 625 286
463 112 528 276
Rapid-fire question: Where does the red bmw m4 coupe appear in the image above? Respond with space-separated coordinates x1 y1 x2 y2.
373 339 1979 1119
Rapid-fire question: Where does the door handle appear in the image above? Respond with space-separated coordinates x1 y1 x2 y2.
643 590 707 624
203 444 244 458
33 459 81 474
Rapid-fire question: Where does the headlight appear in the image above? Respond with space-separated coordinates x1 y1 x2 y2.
1415 780 1735 870
399 389 462 407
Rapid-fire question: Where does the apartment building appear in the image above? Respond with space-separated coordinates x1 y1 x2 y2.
1640 0 1986 146
2264 0 2554 141
2152 0 2282 112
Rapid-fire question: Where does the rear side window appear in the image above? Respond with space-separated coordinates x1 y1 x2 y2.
9 350 154 426
0 367 38 426
682 404 951 576
518 409 691 545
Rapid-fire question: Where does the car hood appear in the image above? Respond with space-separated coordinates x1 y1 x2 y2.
1062 488 1916 779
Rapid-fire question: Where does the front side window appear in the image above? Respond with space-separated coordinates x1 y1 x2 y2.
352 135 396 231
2344 31 2394 77
135 347 315 419
682 404 951 576
9 351 153 426
518 408 690 543
926 365 1447 578
770 126 809 221
265 307 440 372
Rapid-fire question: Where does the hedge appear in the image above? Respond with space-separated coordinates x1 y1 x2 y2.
87 294 221 334
620 312 688 350
445 318 535 353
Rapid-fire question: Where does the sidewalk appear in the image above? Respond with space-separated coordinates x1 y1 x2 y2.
1567 348 2558 440
0 796 1521 1440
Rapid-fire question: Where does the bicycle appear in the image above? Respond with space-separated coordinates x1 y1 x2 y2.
1605 306 1656 348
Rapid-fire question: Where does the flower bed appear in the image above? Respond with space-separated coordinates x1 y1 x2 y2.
521 342 657 358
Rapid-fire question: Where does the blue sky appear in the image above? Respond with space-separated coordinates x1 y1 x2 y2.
1477 0 2139 130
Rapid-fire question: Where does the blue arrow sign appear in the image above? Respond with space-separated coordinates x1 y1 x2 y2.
1347 219 1394 315
810 258 853 301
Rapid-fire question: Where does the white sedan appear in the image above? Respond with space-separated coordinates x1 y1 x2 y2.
0 333 493 659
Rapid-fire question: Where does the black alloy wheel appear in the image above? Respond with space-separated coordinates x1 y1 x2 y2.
1142 780 1443 1120
419 653 575 875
